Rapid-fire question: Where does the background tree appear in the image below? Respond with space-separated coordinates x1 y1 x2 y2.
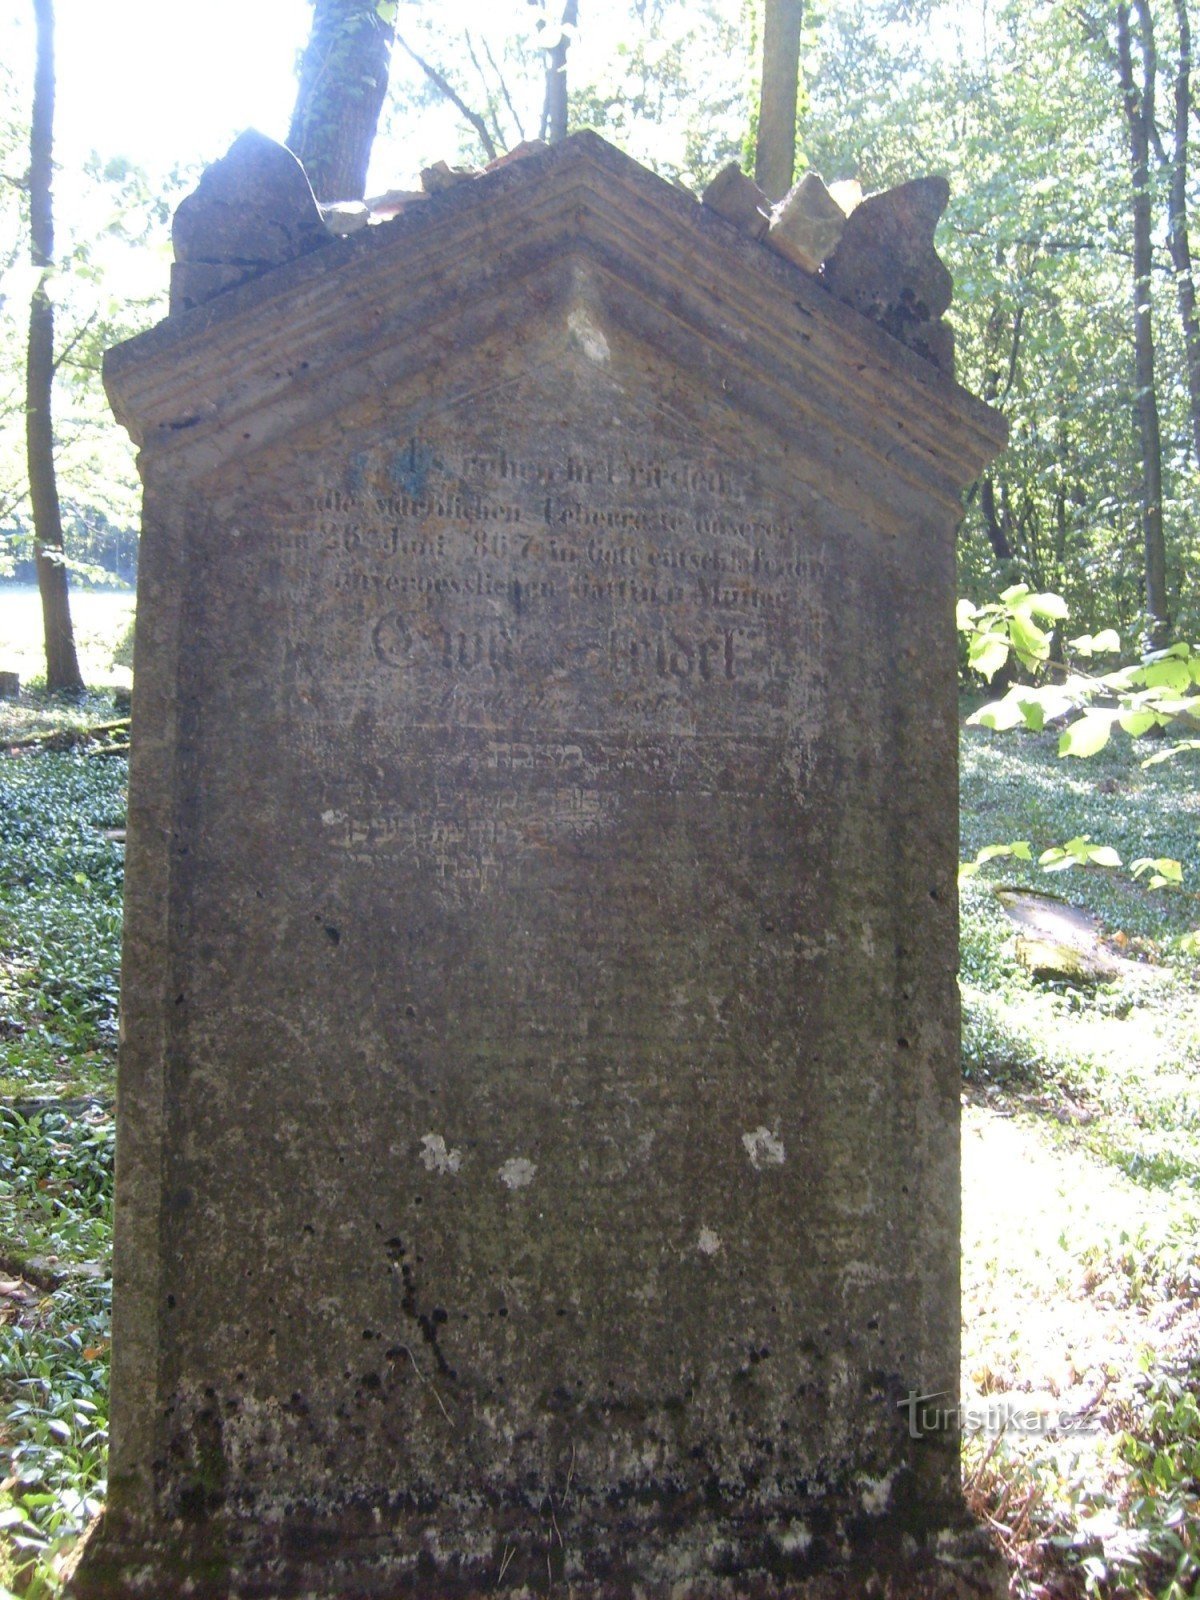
1116 0 1170 648
287 0 397 200
540 1 580 143
755 0 804 199
26 0 81 693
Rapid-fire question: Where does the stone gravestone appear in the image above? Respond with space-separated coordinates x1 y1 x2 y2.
75 132 1005 1598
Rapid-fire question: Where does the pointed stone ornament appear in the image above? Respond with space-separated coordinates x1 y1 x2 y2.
78 132 1007 1600
766 170 847 274
170 130 329 313
822 175 955 367
702 160 772 239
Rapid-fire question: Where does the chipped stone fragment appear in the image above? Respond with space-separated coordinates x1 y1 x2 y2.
822 175 954 365
702 161 771 240
364 187 427 221
170 130 329 314
483 139 549 173
420 159 479 195
766 171 846 273
320 200 370 237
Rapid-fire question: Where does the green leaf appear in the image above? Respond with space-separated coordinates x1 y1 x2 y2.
1069 627 1121 657
1141 738 1200 768
1058 711 1117 758
1139 658 1191 692
978 841 1033 864
967 632 1011 682
1000 583 1031 605
1025 591 1069 621
1131 856 1182 886
1008 610 1050 664
1038 846 1073 872
956 598 978 630
1087 845 1122 868
967 694 1027 731
1118 709 1159 736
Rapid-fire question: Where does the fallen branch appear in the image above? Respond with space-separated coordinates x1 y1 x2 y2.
2 718 130 756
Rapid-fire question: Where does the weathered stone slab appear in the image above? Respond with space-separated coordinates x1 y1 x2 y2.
170 129 329 312
77 133 1006 1599
822 176 955 371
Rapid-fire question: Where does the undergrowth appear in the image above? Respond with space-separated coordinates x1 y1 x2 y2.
0 715 122 1594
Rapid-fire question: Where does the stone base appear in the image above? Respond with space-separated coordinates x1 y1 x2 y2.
69 1500 1007 1599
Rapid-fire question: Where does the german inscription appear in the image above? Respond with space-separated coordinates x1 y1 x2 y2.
255 419 827 903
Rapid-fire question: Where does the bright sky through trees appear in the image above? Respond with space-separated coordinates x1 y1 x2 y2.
54 0 313 179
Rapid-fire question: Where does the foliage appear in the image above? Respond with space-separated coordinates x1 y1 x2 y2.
0 741 120 1593
0 27 170 590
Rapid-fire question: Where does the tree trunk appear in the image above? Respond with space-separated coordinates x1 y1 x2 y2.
1164 0 1200 463
287 0 395 201
1117 0 1170 649
755 0 805 202
541 1 579 145
27 0 82 695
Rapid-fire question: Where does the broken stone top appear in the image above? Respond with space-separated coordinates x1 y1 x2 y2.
165 130 958 372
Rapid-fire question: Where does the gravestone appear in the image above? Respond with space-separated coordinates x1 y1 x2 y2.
75 133 1006 1598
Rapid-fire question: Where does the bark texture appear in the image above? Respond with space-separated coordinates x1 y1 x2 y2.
287 0 394 201
1118 0 1169 649
755 0 805 202
1164 0 1200 464
541 1 579 144
27 0 82 694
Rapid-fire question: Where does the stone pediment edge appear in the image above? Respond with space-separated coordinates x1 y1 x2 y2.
104 131 1006 488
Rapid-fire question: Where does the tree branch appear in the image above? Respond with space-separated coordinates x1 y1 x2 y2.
483 35 526 145
395 33 499 162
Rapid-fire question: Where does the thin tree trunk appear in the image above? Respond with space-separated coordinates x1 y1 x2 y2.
1164 0 1200 462
287 0 395 201
1117 0 1170 649
979 476 1014 562
755 0 805 202
27 0 81 695
541 1 578 144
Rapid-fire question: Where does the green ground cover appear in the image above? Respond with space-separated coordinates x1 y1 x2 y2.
0 674 1195 1597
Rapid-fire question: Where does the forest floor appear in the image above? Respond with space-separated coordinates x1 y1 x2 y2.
0 663 1196 1597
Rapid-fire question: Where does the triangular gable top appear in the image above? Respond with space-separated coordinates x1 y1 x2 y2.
104 131 1006 513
